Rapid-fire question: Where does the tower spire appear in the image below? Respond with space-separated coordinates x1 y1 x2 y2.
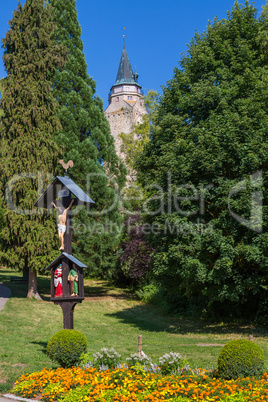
115 34 138 86
104 36 148 167
123 27 126 48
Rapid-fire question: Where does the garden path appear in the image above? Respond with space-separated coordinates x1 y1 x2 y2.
1 396 33 401
0 284 11 312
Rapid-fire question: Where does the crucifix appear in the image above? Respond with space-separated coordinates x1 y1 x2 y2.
50 160 75 254
51 199 74 251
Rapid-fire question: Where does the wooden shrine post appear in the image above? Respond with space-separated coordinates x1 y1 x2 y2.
34 160 95 329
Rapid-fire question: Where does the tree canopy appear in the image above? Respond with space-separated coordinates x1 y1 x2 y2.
0 79 4 118
49 0 126 277
0 0 68 298
136 1 268 320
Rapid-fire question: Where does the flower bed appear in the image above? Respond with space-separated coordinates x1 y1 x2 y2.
11 367 268 401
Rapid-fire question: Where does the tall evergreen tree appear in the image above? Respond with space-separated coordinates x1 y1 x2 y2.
0 79 4 119
0 0 68 298
0 78 6 246
136 1 268 320
49 0 126 277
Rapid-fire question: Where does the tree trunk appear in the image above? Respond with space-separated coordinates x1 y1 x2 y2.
22 267 29 283
27 268 42 300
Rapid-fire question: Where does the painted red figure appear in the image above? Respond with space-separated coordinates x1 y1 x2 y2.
54 264 63 297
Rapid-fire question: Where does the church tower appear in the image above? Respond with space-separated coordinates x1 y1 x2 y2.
104 37 147 160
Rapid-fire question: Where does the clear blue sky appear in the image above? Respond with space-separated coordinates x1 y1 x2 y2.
0 0 266 109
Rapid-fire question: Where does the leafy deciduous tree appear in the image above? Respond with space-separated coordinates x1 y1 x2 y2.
136 1 268 320
119 91 159 172
115 91 159 284
118 90 159 211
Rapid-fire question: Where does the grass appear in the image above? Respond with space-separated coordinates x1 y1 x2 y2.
0 266 268 394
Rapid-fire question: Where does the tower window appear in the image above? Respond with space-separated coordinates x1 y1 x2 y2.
116 97 119 102
128 96 132 100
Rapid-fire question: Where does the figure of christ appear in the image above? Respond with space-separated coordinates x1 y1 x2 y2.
68 263 79 296
51 199 74 251
54 264 63 297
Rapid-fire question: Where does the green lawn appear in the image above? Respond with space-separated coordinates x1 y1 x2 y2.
0 267 268 393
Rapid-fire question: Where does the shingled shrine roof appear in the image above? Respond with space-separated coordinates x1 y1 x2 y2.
34 175 95 209
45 252 87 271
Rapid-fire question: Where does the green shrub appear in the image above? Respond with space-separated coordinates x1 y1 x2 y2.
217 339 264 380
46 329 87 368
79 352 93 367
136 284 159 303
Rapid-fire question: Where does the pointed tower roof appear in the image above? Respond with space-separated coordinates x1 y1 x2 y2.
114 36 140 86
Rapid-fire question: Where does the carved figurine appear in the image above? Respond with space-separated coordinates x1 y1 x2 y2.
68 264 79 296
54 264 63 297
51 199 74 250
59 160 74 173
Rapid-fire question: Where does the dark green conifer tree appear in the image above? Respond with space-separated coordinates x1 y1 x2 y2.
0 79 4 118
0 0 68 298
49 0 126 277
